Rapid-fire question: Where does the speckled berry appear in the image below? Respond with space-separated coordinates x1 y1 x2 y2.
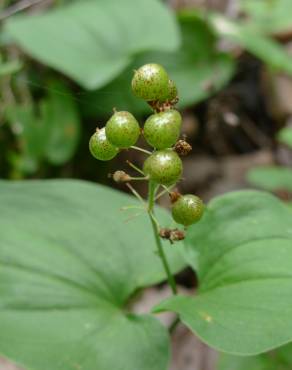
131 63 169 102
105 111 140 148
167 79 178 101
144 110 182 149
143 149 182 185
172 194 204 226
89 128 119 161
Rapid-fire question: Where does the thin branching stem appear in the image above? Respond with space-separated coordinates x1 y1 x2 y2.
130 176 149 181
155 184 175 201
126 160 145 176
125 183 145 206
130 146 152 155
147 181 177 295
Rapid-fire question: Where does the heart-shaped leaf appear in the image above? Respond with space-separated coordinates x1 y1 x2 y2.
0 180 185 370
4 0 179 89
154 191 292 355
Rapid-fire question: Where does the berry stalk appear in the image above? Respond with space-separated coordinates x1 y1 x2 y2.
147 180 177 295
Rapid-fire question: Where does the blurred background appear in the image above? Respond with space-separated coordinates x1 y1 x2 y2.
1 0 292 369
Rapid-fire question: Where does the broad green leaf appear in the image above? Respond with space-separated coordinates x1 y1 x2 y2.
0 180 185 370
277 127 292 148
247 166 292 192
210 14 292 75
154 191 292 355
241 0 292 35
218 343 292 370
83 13 235 117
4 0 179 89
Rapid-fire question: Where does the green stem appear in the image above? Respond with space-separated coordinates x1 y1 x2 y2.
147 181 177 295
130 146 152 155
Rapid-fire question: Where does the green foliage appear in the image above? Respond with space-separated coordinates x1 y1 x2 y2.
82 13 235 117
5 81 80 174
0 59 22 76
209 13 292 75
277 127 292 148
154 191 292 355
218 343 292 370
247 166 292 192
242 0 292 34
0 180 185 370
247 126 292 193
4 0 179 90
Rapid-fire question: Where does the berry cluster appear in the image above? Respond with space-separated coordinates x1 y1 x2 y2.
89 63 204 238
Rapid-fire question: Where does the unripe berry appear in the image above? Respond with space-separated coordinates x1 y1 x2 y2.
172 194 204 226
89 128 119 161
143 110 182 149
105 111 140 148
143 149 182 185
131 63 169 102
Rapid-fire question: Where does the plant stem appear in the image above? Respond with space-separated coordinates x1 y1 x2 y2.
147 181 177 295
125 183 145 206
126 160 145 176
130 146 152 155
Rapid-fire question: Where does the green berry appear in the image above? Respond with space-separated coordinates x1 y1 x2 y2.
143 109 182 149
105 111 140 148
89 128 118 161
143 149 182 185
172 195 204 226
131 63 169 102
167 79 178 101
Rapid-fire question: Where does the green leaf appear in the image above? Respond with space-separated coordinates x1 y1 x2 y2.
4 0 179 89
154 191 292 355
5 81 80 172
0 59 22 76
247 166 292 192
218 343 292 370
0 180 186 370
241 0 292 35
210 14 292 75
5 104 47 173
277 127 292 148
83 13 235 117
218 353 273 370
41 81 80 165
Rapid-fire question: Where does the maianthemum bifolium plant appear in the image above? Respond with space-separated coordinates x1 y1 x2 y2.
1 64 292 370
89 63 204 292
